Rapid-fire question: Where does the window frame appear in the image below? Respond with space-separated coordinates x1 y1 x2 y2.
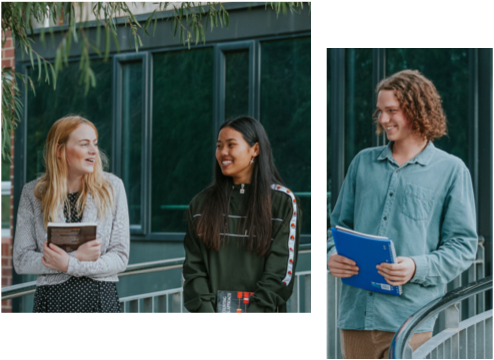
13 10 311 243
113 52 149 234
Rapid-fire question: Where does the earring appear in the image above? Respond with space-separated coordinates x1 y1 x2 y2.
250 157 255 165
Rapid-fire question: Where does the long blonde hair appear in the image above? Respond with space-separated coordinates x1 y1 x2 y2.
34 116 115 228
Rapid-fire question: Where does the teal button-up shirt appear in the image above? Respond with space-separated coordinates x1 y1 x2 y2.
327 141 477 332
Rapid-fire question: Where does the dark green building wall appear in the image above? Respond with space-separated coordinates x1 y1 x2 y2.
12 3 311 311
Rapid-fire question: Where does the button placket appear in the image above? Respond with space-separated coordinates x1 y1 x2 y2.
377 167 399 236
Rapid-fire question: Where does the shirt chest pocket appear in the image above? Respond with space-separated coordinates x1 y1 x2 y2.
400 184 436 221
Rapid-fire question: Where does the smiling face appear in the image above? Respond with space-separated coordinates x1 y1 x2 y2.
216 126 259 184
376 90 414 143
62 124 99 177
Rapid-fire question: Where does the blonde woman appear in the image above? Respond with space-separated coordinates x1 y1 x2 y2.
13 116 130 312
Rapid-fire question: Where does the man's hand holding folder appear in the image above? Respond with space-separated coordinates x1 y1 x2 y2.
328 253 360 278
377 257 416 286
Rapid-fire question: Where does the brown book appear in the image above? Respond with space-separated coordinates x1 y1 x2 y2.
47 222 97 252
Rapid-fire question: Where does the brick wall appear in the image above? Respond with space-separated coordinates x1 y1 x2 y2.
1 29 15 313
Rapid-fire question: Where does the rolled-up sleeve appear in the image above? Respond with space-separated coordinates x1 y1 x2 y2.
66 179 130 277
327 156 358 265
410 167 478 286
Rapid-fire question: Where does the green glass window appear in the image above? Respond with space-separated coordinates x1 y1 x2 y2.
151 48 214 233
345 48 373 171
260 36 311 236
26 60 112 182
121 61 143 226
327 49 331 226
386 49 469 163
224 50 249 119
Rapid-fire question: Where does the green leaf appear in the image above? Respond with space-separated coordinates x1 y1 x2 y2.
36 53 41 81
89 43 102 57
72 24 78 43
28 48 34 70
143 10 156 36
50 63 57 90
153 12 158 36
79 49 86 70
29 78 36 96
88 67 96 88
44 60 50 84
127 8 141 27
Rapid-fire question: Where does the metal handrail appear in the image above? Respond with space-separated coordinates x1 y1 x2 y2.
388 275 493 359
160 192 312 209
1 244 311 301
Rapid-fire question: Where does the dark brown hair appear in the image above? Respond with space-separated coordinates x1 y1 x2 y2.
373 69 447 141
195 116 284 256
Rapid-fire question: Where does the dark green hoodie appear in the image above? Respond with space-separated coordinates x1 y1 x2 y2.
183 183 302 313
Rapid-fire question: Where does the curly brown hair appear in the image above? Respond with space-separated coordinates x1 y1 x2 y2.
373 69 447 141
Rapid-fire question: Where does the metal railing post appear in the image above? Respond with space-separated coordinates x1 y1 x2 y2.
172 292 182 313
305 274 311 313
288 274 299 313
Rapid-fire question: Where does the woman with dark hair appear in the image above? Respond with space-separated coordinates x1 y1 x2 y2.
183 116 301 312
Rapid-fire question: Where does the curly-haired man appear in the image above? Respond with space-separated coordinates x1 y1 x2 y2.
327 70 477 359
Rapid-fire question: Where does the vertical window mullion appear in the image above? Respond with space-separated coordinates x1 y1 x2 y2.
116 53 145 234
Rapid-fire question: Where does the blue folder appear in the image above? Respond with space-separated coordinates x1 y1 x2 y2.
331 226 402 296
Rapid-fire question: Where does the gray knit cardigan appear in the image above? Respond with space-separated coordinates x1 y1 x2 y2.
13 172 130 286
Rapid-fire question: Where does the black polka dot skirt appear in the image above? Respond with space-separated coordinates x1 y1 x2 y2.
33 276 121 313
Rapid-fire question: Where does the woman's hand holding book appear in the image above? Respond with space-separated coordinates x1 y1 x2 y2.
74 239 102 262
42 242 69 272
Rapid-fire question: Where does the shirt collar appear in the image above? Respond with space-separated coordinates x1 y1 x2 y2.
377 141 435 166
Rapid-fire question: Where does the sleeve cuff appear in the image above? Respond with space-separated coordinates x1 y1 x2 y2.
197 301 215 313
66 256 79 276
327 247 337 269
409 255 428 284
